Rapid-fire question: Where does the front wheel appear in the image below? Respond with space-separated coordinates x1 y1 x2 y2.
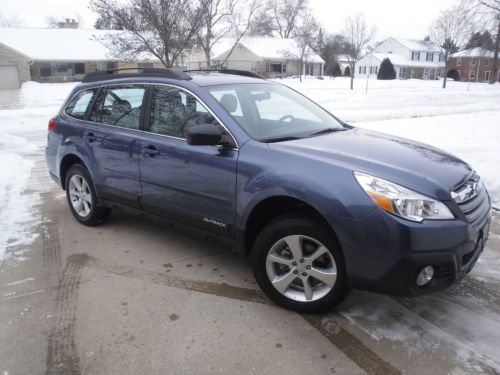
252 214 348 313
65 164 111 226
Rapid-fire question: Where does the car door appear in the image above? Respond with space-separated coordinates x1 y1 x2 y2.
86 84 147 208
139 84 238 237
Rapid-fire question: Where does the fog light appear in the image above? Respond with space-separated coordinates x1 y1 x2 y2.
416 266 434 287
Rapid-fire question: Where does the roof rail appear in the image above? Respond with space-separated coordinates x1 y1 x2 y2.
183 69 264 79
82 67 192 83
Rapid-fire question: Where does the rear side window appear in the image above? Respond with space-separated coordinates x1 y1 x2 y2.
89 85 146 130
149 85 218 138
65 89 97 120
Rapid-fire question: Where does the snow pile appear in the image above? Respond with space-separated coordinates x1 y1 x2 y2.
0 82 75 262
0 133 37 259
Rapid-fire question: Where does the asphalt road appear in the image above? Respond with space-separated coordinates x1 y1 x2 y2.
1 140 500 375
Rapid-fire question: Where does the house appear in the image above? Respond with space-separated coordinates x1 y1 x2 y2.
187 37 324 78
355 37 445 80
0 27 162 89
447 48 499 83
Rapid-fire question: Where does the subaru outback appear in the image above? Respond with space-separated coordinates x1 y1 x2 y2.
45 68 492 312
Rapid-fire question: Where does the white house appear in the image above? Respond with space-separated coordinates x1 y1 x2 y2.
355 37 445 80
187 37 324 78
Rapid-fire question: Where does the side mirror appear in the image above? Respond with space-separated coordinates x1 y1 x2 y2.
186 124 224 146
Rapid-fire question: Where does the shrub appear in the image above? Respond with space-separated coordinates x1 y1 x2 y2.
377 58 396 80
447 69 460 81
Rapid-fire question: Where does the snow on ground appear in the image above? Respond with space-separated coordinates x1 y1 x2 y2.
0 82 76 261
280 77 500 206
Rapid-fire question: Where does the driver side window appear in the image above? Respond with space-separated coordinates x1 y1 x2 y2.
90 85 146 130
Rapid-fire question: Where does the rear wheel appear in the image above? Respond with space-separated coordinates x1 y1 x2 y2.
252 214 348 312
65 164 111 226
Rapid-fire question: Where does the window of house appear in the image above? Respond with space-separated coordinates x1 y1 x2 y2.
439 53 444 62
469 71 475 80
106 62 117 70
412 51 420 61
149 86 219 138
40 63 52 77
270 63 283 73
90 85 146 129
484 71 491 82
138 62 154 69
65 89 97 120
471 58 477 66
457 58 461 66
426 52 433 62
74 63 85 75
485 59 489 66
52 63 73 76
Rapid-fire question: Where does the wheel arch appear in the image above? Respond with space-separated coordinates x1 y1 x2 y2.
243 195 341 255
59 153 86 190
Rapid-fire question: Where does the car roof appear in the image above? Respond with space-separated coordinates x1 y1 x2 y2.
80 68 268 88
188 72 266 87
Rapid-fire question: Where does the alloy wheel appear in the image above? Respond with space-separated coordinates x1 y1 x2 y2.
68 174 92 217
265 235 337 302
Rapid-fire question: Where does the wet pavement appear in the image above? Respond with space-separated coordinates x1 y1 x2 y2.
1 87 499 374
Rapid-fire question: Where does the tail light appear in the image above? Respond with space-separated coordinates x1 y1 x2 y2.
48 118 57 132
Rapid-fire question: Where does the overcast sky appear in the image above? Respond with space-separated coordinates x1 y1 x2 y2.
3 0 459 40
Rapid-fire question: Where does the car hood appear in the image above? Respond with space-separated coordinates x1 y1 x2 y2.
269 127 472 200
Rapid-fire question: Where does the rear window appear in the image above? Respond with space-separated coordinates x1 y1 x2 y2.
89 85 147 130
65 89 97 119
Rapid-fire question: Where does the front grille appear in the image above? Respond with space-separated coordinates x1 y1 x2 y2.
452 174 491 227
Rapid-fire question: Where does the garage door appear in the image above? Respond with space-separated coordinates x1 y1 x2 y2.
0 65 20 89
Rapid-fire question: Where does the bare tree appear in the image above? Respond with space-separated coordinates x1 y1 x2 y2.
197 0 237 67
0 13 23 27
430 0 477 88
251 0 306 38
293 11 320 82
90 0 204 67
342 13 376 90
479 0 500 83
219 0 262 65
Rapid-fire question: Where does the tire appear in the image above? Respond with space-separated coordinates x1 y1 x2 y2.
252 214 348 313
65 164 111 226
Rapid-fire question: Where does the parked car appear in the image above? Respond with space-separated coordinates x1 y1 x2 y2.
46 68 492 312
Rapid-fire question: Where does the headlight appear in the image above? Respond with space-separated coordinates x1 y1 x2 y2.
354 171 454 222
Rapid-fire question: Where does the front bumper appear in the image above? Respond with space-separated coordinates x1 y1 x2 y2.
326 205 491 297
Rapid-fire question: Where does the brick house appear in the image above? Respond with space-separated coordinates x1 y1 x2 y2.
0 27 162 89
447 48 499 83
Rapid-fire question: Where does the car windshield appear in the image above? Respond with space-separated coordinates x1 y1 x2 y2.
207 83 344 142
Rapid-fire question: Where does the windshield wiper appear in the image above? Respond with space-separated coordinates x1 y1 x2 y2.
261 136 303 143
308 128 346 137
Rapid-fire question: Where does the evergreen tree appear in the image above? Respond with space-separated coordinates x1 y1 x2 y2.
377 58 396 80
332 62 342 77
344 66 351 77
465 31 494 50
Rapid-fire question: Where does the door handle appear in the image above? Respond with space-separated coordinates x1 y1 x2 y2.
141 145 160 157
84 132 96 142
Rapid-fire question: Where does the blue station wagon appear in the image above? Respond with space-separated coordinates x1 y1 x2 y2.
46 68 492 312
